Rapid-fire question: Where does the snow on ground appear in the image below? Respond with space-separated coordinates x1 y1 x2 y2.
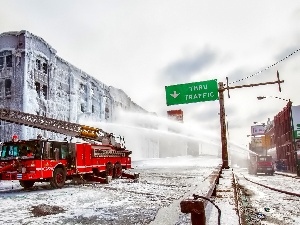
234 168 300 225
1 156 298 225
0 155 224 225
206 169 240 225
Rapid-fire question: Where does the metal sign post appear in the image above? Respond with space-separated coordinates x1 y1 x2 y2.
222 71 284 169
164 71 284 170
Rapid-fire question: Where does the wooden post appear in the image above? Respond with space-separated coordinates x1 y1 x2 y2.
191 212 206 225
218 82 229 169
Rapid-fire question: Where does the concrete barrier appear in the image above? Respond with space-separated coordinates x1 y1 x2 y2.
180 164 222 225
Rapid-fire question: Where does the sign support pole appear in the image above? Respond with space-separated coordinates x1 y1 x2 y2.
218 82 229 169
219 71 284 169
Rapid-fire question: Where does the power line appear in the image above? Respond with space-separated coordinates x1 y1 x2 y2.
229 48 300 85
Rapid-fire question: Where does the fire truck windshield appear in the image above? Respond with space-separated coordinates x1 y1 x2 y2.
0 141 39 159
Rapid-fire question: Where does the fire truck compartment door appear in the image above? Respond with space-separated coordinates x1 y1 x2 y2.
76 143 92 172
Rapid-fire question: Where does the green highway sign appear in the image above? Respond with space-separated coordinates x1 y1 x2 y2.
165 79 219 106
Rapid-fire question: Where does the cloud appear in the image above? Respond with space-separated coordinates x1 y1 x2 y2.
226 68 251 85
162 48 217 83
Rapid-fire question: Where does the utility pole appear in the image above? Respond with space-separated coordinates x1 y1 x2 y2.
218 82 229 168
218 70 284 169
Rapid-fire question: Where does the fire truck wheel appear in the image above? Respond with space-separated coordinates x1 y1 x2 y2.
106 162 114 177
50 168 66 188
113 163 122 178
19 180 35 189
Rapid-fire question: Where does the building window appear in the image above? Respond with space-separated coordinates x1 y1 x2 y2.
80 83 86 93
0 81 3 97
81 103 86 113
35 82 40 97
6 55 12 68
42 85 48 99
36 59 41 71
0 51 13 69
5 79 11 96
0 57 3 70
42 63 48 74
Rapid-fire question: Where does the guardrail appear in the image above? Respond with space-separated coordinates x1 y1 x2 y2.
180 164 223 225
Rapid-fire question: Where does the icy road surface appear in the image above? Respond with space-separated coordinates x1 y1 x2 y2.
234 168 300 225
0 155 222 225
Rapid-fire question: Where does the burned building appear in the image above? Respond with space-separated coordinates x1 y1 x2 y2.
0 30 146 141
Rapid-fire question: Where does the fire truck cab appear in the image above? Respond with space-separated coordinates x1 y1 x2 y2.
248 154 274 176
256 155 275 175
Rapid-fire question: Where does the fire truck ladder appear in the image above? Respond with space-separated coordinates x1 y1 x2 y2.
0 107 110 142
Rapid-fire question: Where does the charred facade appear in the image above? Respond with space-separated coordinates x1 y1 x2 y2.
0 30 146 142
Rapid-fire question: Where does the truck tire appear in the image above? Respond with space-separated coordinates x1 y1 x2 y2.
106 162 114 177
50 168 66 188
113 162 122 178
19 180 35 189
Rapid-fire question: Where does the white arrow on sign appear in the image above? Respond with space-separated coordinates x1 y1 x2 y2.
170 91 180 98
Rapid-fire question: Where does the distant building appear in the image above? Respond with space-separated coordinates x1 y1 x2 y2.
167 109 183 122
0 30 146 142
251 103 300 173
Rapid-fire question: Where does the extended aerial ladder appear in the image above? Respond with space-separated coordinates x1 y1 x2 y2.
0 107 122 146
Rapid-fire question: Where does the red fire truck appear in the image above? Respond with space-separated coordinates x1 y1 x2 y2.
0 108 138 188
248 153 275 175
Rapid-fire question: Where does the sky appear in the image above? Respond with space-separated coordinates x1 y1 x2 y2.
1 0 300 150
